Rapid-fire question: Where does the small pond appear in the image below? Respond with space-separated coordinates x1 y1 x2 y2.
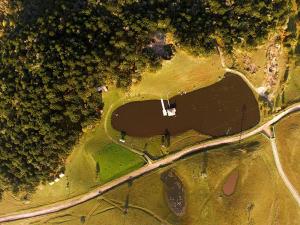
161 169 186 216
223 170 239 196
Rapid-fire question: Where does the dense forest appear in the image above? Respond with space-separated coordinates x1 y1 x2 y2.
0 0 290 197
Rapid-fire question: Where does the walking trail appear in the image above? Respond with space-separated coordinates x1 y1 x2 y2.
217 46 259 95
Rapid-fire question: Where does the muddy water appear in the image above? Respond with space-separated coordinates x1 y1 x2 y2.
223 170 239 196
111 73 260 137
160 170 186 216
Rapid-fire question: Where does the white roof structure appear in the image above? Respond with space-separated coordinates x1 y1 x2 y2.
54 178 60 182
59 173 65 178
167 108 176 116
49 182 55 186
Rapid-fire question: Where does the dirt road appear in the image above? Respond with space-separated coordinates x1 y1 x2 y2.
1 103 300 223
270 136 300 206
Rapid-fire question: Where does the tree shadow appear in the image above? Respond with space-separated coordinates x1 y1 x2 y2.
8 0 87 25
169 102 176 109
164 129 171 147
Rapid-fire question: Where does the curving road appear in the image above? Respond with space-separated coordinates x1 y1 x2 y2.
0 103 300 223
269 136 300 206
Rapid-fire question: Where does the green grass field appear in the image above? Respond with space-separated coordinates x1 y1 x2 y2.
284 63 300 104
94 143 145 182
275 111 300 193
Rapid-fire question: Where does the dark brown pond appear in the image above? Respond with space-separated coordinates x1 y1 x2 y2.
111 73 260 137
160 169 186 216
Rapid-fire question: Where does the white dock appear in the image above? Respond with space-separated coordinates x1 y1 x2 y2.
161 99 168 116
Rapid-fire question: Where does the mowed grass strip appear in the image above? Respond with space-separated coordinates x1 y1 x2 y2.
275 112 300 192
94 143 145 182
284 64 300 104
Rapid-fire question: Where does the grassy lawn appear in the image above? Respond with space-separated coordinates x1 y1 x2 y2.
94 143 145 182
275 111 300 193
233 46 268 88
131 50 224 98
283 63 300 104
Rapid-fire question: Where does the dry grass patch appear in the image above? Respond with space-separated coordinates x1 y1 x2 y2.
283 63 300 104
275 111 300 192
233 46 268 88
130 50 224 98
233 42 289 94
